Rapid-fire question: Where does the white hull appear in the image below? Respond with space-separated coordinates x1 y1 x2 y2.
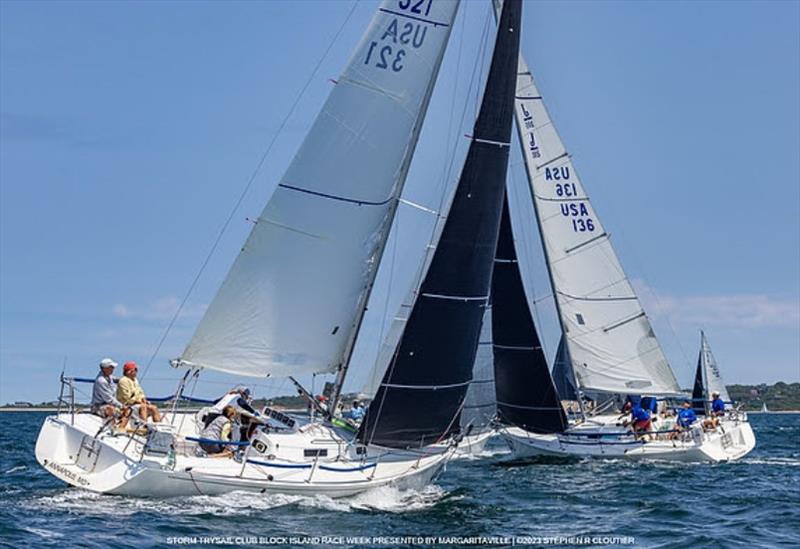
500 415 756 463
35 412 451 498
452 429 495 458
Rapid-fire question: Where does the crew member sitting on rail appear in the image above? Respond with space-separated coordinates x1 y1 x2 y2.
199 405 239 458
702 391 726 430
90 357 131 430
116 361 161 423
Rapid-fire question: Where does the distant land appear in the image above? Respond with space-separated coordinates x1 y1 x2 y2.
2 383 798 412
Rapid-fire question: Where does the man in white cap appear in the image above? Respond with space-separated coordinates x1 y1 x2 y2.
91 358 126 426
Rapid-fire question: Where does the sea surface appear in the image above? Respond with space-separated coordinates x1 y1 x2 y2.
0 412 798 548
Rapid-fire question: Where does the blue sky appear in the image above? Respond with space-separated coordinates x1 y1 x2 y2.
1 0 798 405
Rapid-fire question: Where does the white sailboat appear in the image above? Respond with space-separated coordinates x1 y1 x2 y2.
35 0 525 496
495 11 755 462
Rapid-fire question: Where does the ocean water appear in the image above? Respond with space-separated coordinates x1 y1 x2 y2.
0 412 798 548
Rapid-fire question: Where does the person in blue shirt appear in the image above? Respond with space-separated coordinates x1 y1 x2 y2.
628 404 652 438
344 400 366 422
677 401 698 432
640 396 659 414
711 392 726 415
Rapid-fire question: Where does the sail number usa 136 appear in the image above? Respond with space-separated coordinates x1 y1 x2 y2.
545 166 596 233
365 1 434 72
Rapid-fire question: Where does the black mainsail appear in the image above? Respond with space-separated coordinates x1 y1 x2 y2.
492 197 567 434
358 0 522 449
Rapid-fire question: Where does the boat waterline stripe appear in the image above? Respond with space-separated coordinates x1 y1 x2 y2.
247 458 377 473
603 311 647 333
378 8 449 27
279 183 392 207
564 232 608 254
493 344 541 351
381 380 471 390
421 292 488 302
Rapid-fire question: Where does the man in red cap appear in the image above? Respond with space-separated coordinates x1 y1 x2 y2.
116 361 161 423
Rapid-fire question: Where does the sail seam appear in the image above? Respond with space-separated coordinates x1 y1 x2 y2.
535 152 569 170
556 291 638 303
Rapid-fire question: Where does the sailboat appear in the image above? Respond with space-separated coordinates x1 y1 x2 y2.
34 0 523 496
761 402 770 413
493 5 755 462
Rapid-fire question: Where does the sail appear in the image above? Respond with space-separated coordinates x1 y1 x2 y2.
700 331 730 405
552 336 578 401
510 51 681 396
358 0 521 449
493 197 566 433
691 352 706 415
461 306 497 431
181 1 460 378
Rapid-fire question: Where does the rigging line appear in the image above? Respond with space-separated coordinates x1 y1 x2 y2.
140 1 359 380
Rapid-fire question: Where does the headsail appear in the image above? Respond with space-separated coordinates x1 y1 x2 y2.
493 197 566 434
692 331 730 414
358 0 521 449
510 50 681 396
181 1 460 378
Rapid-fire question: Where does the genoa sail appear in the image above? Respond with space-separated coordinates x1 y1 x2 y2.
358 0 522 449
510 48 681 396
181 1 460 378
493 197 566 434
693 330 730 414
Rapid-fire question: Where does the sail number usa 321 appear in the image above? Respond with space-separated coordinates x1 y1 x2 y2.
365 1 434 72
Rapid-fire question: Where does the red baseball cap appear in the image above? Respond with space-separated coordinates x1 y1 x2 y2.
123 361 138 373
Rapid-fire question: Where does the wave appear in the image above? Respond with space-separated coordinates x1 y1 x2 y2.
739 457 800 467
4 466 27 474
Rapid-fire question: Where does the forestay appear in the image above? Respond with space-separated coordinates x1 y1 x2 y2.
511 53 681 396
181 0 460 377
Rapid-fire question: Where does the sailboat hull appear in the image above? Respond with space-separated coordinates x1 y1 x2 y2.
499 416 756 463
35 412 451 498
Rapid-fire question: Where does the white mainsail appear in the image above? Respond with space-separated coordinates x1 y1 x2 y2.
182 1 460 378
511 54 681 396
700 331 730 404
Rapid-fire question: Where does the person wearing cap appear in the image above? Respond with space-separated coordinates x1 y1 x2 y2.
91 358 127 426
710 391 726 416
203 386 259 439
116 361 161 423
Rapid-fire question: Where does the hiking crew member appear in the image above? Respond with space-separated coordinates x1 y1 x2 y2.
90 358 132 430
677 401 698 431
116 361 161 423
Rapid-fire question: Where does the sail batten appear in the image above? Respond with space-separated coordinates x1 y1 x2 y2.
181 1 460 378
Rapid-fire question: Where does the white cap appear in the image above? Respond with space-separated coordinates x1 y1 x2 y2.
99 358 118 369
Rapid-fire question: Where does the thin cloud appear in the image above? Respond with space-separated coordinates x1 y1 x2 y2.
111 296 206 322
633 280 800 329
